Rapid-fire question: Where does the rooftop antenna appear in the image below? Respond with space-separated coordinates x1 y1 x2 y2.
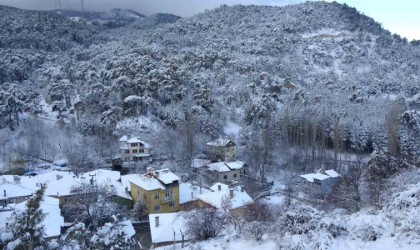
81 0 84 14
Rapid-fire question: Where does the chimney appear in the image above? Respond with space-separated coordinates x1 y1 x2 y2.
229 189 234 198
125 187 129 194
13 176 20 183
218 185 221 191
191 192 194 199
199 186 202 194
146 167 153 175
127 134 132 139
56 174 63 180
155 216 159 227
241 186 245 192
3 190 6 197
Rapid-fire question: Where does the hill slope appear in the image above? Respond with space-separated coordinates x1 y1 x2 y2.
1 2 419 157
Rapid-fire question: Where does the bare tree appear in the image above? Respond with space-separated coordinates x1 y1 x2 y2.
64 182 117 229
386 101 403 156
325 166 362 213
184 208 228 241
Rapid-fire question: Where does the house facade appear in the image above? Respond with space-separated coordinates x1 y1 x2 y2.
119 135 152 162
129 168 180 214
206 138 236 162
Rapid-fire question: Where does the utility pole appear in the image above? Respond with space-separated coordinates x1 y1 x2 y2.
81 0 84 15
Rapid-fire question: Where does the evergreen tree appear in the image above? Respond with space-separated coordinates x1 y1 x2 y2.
1 186 46 250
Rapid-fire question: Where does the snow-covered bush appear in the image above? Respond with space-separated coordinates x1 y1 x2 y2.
276 205 347 249
385 183 420 245
243 221 267 241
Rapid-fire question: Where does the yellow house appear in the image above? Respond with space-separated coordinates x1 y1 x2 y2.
129 168 180 214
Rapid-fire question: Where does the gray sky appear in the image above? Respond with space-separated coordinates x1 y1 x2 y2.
0 0 419 40
0 0 306 16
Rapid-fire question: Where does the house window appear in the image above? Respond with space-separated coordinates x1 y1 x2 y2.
165 189 172 197
139 149 144 153
224 175 227 180
154 205 160 211
131 143 138 147
169 201 175 207
154 193 160 200
133 150 138 154
233 173 237 178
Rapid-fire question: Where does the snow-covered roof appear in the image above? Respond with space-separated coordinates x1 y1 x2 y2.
129 175 165 191
149 212 191 244
197 190 254 209
154 168 180 185
127 137 142 143
120 144 129 150
206 161 244 172
191 159 211 169
128 168 179 191
0 182 34 200
210 182 230 192
325 169 340 178
0 196 64 238
1 169 131 201
120 174 138 192
300 169 340 183
207 162 231 172
300 173 330 182
118 135 129 142
206 138 235 147
225 161 246 170
119 135 151 148
179 183 212 204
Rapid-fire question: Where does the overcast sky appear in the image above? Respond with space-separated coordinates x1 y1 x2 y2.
0 0 419 40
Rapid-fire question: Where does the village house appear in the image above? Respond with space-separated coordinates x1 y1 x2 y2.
0 177 33 207
178 182 212 210
201 160 247 184
206 138 237 162
128 167 180 214
1 169 133 208
300 169 341 195
119 135 152 162
148 212 191 248
195 183 254 215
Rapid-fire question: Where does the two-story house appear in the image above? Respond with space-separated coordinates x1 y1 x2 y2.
204 160 247 184
119 135 152 162
129 168 180 214
206 138 236 162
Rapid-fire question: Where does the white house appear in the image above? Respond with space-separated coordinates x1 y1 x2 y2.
119 135 152 162
149 212 191 248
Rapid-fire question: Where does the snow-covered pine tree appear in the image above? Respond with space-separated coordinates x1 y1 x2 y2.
1 185 46 250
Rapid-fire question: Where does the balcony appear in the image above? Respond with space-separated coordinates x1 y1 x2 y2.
160 194 175 204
